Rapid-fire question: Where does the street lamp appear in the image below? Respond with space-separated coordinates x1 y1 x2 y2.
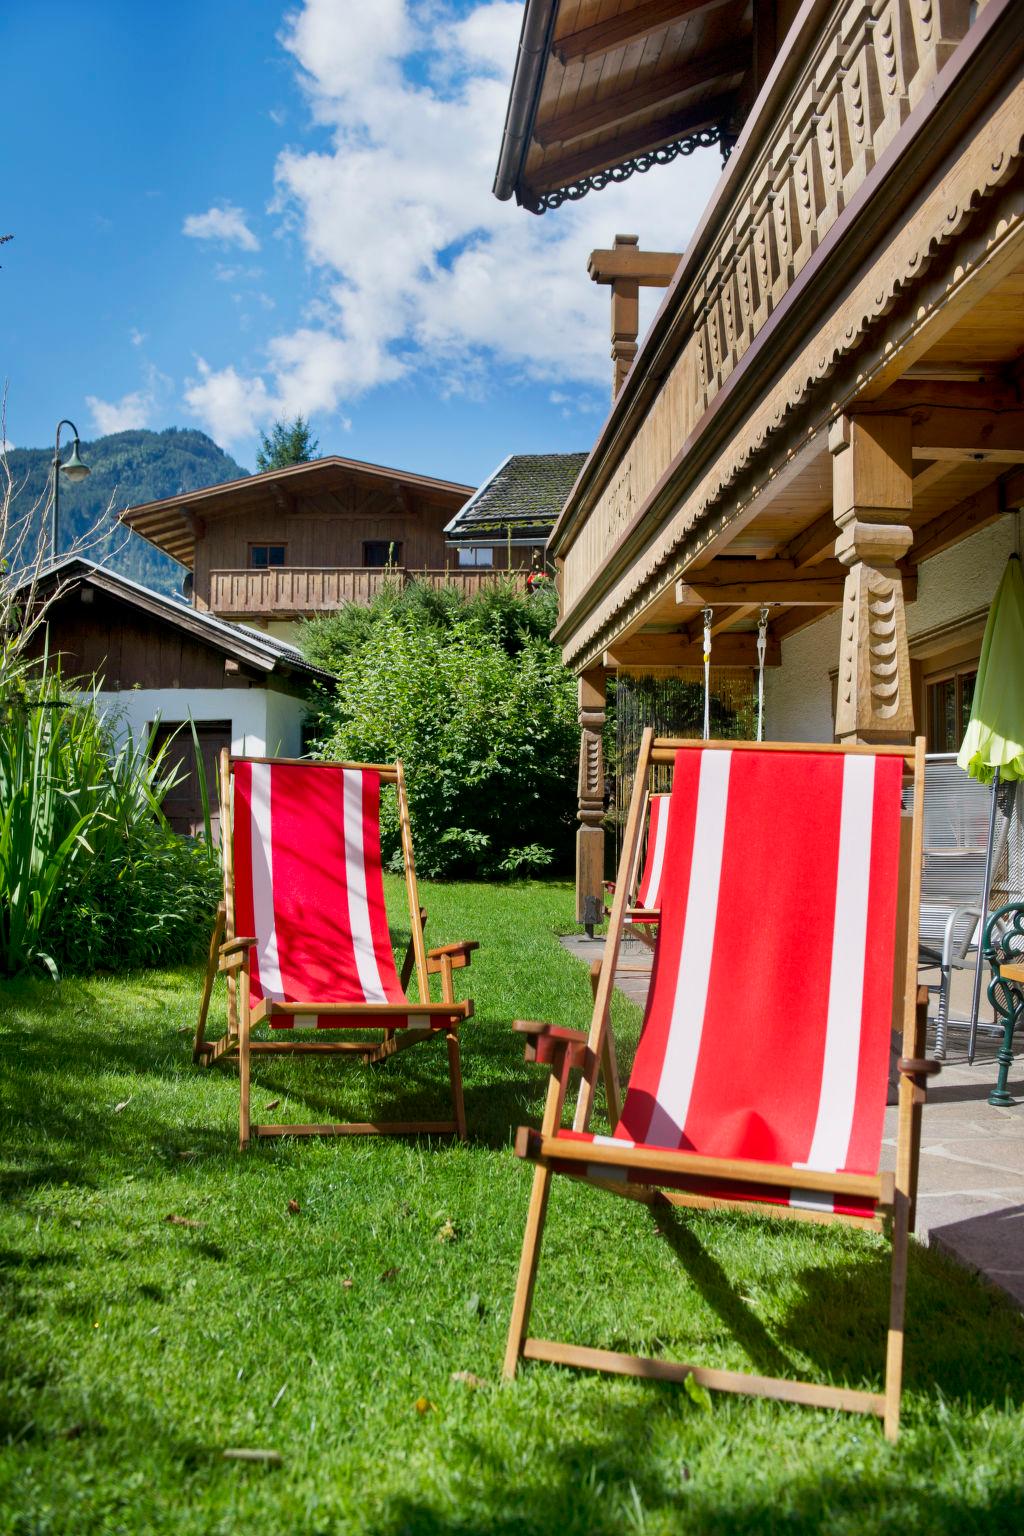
51 418 90 561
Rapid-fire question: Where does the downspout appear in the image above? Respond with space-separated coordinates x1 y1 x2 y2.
493 0 559 203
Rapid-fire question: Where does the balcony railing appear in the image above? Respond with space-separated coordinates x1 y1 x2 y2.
208 565 527 617
556 0 985 629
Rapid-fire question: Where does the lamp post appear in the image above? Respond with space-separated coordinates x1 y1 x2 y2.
50 419 90 562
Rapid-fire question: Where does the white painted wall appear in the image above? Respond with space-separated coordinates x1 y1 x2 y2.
91 687 306 757
765 519 1019 742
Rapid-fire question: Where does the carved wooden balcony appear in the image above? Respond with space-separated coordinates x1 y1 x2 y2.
207 566 527 618
555 0 991 632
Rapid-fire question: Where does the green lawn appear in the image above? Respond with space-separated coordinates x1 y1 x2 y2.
1 878 1022 1535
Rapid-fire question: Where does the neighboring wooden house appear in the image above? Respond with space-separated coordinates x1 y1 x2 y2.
23 559 331 835
121 456 476 640
495 0 1024 922
444 452 588 568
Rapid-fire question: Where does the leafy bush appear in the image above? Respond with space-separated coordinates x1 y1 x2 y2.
0 666 220 978
301 580 578 878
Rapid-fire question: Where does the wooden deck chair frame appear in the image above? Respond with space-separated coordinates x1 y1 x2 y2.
193 752 477 1148
603 786 667 951
504 731 937 1443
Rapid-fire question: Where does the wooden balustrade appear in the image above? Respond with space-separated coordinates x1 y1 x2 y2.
207 566 528 617
560 0 978 619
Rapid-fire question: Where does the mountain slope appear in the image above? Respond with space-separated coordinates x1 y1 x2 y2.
6 427 248 594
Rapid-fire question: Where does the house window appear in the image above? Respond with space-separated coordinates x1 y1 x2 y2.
456 546 494 567
926 666 978 752
363 540 401 567
249 544 286 569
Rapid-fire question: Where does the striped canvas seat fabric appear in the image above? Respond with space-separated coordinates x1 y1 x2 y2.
561 748 905 1217
627 793 669 924
232 760 417 1029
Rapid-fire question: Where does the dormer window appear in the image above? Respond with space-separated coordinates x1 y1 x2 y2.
250 544 286 568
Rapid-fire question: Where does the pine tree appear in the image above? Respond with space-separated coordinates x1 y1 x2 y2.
255 415 320 472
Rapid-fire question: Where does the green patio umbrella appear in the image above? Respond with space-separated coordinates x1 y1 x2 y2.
957 551 1024 1058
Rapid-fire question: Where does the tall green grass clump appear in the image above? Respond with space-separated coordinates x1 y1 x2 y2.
301 577 577 878
0 663 220 978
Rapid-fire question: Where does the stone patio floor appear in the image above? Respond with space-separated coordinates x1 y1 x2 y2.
560 934 1024 1311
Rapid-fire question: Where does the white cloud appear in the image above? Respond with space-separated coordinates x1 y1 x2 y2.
183 358 271 444
183 203 261 252
184 0 723 440
129 327 146 347
86 389 154 434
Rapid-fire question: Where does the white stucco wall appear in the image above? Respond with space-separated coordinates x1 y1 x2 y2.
91 687 306 757
764 519 1019 742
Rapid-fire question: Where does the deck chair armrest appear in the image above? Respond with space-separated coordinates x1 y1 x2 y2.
219 935 257 973
425 940 479 974
220 934 257 956
514 1020 590 1069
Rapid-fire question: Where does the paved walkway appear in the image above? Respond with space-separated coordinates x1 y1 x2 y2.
559 934 1024 1310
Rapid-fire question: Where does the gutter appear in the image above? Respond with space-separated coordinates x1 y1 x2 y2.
493 0 559 202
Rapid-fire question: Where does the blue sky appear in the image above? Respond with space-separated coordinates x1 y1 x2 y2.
2 1 723 487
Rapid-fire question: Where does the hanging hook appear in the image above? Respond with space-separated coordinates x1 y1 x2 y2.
702 607 713 742
756 605 771 743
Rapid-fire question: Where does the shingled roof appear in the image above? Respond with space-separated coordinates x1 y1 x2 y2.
445 452 588 544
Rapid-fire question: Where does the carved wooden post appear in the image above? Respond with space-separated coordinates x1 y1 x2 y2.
830 413 915 743
611 264 640 399
576 667 607 933
588 235 682 401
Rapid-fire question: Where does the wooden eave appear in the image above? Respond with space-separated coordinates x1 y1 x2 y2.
28 559 333 684
546 0 1024 652
121 457 474 570
493 0 759 213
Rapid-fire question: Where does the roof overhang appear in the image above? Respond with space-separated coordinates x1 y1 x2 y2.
122 456 475 570
494 0 760 213
22 558 333 684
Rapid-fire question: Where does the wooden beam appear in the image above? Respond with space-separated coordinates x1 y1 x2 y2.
783 512 836 568
912 482 1004 563
554 0 735 65
588 246 683 286
604 632 781 669
537 44 746 148
911 460 961 496
531 97 735 195
675 562 918 606
905 406 1024 462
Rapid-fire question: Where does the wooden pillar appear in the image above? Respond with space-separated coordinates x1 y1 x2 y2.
589 235 682 401
830 414 915 743
610 236 640 398
576 667 607 931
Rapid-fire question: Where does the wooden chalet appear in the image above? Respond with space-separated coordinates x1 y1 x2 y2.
121 457 479 639
23 559 330 836
495 0 1024 922
444 452 588 566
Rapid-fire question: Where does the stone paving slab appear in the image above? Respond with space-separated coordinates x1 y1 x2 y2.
558 933 1024 1310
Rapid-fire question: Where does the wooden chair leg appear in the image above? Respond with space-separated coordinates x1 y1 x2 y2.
589 959 622 1126
238 980 252 1152
446 1028 467 1141
194 904 225 1064
883 1189 911 1442
503 1162 553 1379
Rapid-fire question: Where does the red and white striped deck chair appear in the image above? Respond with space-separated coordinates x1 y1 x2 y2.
505 732 938 1442
194 754 477 1149
604 791 669 949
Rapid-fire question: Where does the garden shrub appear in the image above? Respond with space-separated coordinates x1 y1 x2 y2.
0 666 219 978
302 580 578 878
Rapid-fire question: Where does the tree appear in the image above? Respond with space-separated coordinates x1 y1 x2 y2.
255 415 320 472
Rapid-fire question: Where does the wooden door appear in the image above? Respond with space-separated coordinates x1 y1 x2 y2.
151 720 230 840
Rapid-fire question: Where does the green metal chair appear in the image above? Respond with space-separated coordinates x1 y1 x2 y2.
982 902 1024 1107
